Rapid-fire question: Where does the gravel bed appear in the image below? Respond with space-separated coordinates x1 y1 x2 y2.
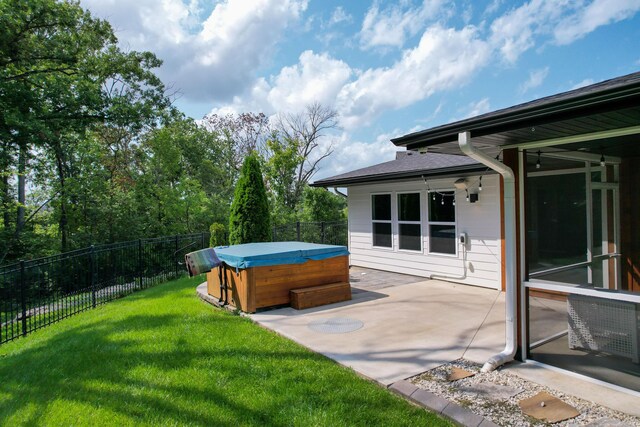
411 359 639 426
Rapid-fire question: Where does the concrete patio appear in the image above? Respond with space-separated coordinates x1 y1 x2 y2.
196 266 640 418
249 266 505 386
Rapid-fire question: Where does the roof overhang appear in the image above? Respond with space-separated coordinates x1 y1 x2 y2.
391 72 640 158
311 164 492 188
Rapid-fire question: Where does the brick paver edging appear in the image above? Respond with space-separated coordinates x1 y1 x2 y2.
389 380 499 427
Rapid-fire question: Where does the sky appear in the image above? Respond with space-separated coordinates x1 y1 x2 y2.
81 0 640 181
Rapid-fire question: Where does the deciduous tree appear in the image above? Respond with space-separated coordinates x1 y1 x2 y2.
275 102 338 207
0 0 170 259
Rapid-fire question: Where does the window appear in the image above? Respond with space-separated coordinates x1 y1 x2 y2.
371 194 392 248
397 193 421 251
428 191 456 254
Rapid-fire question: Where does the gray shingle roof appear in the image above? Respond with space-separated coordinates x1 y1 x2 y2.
312 151 485 187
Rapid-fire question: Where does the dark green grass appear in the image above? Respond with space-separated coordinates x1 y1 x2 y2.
0 276 450 426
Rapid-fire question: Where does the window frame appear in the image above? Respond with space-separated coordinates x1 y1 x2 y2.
370 192 393 249
396 191 423 252
427 189 458 257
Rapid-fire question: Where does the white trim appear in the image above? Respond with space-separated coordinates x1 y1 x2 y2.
522 359 640 398
427 189 457 256
601 184 611 288
503 125 640 151
518 149 528 361
586 162 594 284
591 182 619 190
614 178 622 287
524 155 622 290
424 249 460 258
527 167 587 177
525 280 640 303
370 193 393 249
397 191 423 252
542 150 621 165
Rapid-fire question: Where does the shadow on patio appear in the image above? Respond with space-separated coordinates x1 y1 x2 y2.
247 267 505 385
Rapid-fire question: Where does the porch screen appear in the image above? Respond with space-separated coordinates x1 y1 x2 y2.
372 194 392 248
428 191 456 254
398 193 421 251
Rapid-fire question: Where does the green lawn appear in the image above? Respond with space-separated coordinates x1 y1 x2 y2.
0 276 450 426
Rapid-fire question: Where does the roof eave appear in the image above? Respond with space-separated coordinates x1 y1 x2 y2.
392 82 640 150
311 164 489 188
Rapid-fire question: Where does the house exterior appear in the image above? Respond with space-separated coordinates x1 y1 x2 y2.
313 71 640 394
313 151 504 290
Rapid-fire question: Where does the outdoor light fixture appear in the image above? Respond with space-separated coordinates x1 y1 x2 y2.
479 176 483 191
536 150 541 169
600 154 606 167
454 178 468 190
465 189 470 202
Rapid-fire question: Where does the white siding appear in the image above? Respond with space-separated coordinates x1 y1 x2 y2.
347 175 502 290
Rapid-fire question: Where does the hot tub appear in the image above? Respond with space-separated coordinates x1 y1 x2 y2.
206 242 350 312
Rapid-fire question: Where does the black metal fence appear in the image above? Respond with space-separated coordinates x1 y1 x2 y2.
0 233 209 345
0 221 349 346
272 221 347 246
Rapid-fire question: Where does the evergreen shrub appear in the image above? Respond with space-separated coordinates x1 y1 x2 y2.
228 154 271 244
209 223 227 247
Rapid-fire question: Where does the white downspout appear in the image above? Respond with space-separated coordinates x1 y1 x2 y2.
458 131 518 372
333 187 348 198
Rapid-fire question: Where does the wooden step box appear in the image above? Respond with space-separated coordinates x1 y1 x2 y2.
290 282 351 310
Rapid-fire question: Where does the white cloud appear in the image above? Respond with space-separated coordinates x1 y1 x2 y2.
570 78 595 90
462 4 473 24
330 6 352 26
339 25 492 129
84 0 640 127
82 0 308 103
205 0 639 131
359 0 448 50
490 0 640 63
213 24 491 130
484 0 504 16
463 98 491 119
208 50 352 117
554 0 640 45
265 51 353 113
519 67 549 93
447 98 491 122
490 0 569 63
313 131 401 180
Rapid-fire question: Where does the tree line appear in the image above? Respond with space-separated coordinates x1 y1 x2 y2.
0 0 345 265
